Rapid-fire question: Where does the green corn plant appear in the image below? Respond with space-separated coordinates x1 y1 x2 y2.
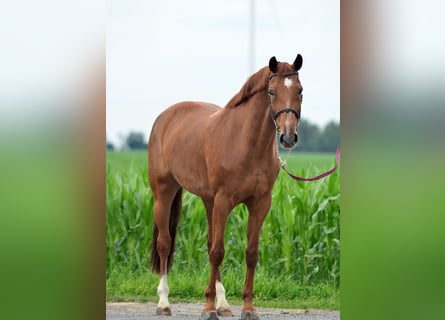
106 151 339 288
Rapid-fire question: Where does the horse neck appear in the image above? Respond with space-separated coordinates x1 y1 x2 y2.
225 93 278 157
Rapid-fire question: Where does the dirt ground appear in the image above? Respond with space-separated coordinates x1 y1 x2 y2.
106 302 340 320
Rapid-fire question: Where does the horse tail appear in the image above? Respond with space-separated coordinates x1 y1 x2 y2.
151 189 183 274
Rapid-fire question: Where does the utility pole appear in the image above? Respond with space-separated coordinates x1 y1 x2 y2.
249 0 255 74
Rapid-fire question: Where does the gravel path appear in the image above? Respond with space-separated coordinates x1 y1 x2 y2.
106 302 340 320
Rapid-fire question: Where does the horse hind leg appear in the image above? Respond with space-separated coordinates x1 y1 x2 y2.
151 185 182 316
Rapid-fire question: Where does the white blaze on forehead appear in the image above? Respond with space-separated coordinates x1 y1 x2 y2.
284 77 293 88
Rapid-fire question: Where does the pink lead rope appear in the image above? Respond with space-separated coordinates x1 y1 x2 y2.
281 145 340 181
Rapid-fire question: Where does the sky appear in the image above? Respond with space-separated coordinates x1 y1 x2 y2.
107 0 339 147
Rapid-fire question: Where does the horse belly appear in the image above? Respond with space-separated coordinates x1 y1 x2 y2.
169 157 212 198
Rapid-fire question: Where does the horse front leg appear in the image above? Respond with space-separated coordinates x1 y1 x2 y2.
200 195 234 320
203 198 233 318
242 194 272 320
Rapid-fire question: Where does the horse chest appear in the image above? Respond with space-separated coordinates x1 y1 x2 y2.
241 173 273 198
209 165 278 201
247 168 278 194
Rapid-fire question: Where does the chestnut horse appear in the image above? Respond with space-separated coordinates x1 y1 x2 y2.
148 54 303 320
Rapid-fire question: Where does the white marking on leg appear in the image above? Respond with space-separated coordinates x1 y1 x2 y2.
215 280 230 310
284 77 293 88
157 275 170 309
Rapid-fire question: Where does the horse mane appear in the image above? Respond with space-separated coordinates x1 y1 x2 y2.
225 66 270 109
225 63 294 109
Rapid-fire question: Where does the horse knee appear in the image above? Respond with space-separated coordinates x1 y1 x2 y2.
245 247 258 268
209 247 225 266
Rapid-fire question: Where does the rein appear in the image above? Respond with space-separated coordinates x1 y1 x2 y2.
267 72 339 181
279 145 340 181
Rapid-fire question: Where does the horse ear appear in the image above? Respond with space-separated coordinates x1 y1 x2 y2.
293 54 303 71
269 56 278 73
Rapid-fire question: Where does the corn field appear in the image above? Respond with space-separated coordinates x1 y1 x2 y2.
106 151 340 288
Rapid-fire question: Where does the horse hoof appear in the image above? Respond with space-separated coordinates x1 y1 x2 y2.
199 311 219 320
217 308 233 317
240 311 259 320
156 307 172 316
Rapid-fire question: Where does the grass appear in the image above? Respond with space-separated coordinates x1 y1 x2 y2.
106 150 148 173
107 268 338 309
106 150 340 310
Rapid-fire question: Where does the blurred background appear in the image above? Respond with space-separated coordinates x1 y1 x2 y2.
341 1 445 319
1 1 445 320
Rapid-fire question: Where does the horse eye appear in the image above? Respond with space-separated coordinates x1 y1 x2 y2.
298 88 303 95
268 90 275 97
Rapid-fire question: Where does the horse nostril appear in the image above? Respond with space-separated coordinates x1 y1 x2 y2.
280 133 298 148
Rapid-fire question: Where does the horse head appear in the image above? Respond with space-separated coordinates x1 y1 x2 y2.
267 54 303 149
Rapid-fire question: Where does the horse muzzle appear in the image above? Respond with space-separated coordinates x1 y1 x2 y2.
280 132 298 149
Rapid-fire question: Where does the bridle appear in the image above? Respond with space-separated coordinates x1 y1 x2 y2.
267 71 302 132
